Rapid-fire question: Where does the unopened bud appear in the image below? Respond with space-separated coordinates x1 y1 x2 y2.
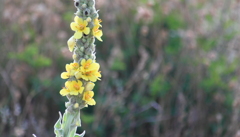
80 46 85 52
72 54 78 60
67 36 76 52
86 17 92 22
74 103 79 108
82 4 87 8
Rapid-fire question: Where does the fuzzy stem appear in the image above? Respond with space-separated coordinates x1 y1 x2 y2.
62 109 80 137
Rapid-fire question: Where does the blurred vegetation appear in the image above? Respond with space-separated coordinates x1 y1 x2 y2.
1 0 240 137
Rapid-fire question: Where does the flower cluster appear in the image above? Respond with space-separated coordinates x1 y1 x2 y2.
60 59 101 105
60 12 103 106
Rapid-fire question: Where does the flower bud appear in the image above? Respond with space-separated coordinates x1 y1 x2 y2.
82 4 87 8
80 46 85 52
74 103 79 109
92 12 98 19
67 36 76 52
85 48 92 55
86 17 92 22
82 38 87 43
88 1 95 6
72 54 78 60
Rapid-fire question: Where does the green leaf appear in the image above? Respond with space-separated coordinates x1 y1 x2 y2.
54 112 63 137
74 131 85 137
54 112 62 129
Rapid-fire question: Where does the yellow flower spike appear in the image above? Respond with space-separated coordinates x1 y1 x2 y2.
55 1 102 136
61 63 79 79
83 91 96 106
93 26 103 42
70 16 90 39
67 36 76 52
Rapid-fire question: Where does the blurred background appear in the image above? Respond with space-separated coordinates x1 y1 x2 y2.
1 0 240 137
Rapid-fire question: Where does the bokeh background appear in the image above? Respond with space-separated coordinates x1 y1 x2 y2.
1 0 240 137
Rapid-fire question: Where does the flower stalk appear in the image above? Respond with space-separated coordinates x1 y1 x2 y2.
54 0 102 136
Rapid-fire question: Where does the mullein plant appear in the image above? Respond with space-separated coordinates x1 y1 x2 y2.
54 0 102 136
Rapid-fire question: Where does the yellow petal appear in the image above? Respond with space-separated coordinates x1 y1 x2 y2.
83 27 90 35
90 63 100 70
88 99 96 106
89 76 97 82
61 72 70 79
75 71 83 80
67 81 75 91
89 91 94 97
83 20 88 27
95 30 103 42
96 36 103 42
86 59 92 64
94 71 102 78
75 16 83 25
70 22 78 31
81 59 86 66
94 19 102 27
66 64 74 73
60 89 69 96
81 75 89 81
79 87 84 94
77 80 83 86
69 91 79 96
74 31 83 39
71 63 79 69
96 30 103 37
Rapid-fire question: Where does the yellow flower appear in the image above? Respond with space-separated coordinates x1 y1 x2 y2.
94 18 102 27
70 16 90 39
93 18 103 41
60 80 84 96
93 26 103 42
83 82 96 106
83 91 96 105
61 63 79 79
67 36 76 52
68 80 84 94
75 59 101 82
80 59 99 71
79 69 101 82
